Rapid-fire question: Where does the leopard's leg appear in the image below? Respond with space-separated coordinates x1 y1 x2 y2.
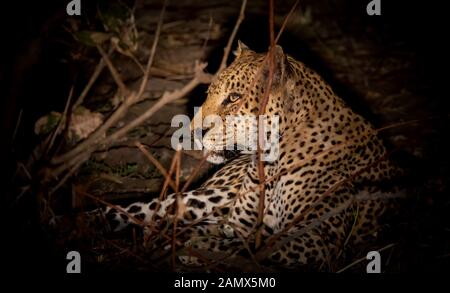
262 187 406 269
350 184 406 244
100 157 251 232
177 229 246 267
260 148 407 268
175 192 354 270
102 186 237 232
265 229 329 268
262 211 351 270
49 156 249 249
350 152 407 244
256 183 357 269
177 215 348 270
49 186 238 235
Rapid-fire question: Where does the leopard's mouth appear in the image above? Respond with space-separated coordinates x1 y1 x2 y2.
195 129 245 163
223 149 241 160
209 148 241 160
203 147 241 165
222 143 247 160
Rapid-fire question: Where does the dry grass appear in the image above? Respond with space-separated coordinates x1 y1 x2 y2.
15 0 448 273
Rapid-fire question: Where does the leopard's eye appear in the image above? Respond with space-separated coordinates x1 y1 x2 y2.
227 92 242 103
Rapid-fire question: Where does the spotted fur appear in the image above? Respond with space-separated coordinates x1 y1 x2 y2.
90 42 405 269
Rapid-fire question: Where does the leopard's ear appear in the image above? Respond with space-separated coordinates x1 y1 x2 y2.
233 40 251 58
263 45 289 89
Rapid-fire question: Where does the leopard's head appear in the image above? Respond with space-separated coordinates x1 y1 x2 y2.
192 41 291 164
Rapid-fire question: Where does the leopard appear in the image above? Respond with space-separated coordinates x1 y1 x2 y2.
65 41 406 270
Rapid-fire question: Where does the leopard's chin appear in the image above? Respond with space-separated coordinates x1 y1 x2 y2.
204 150 225 165
204 149 241 165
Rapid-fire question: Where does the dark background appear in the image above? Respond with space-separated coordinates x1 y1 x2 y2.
1 0 449 275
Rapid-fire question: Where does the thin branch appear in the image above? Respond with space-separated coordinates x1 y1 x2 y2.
218 0 247 73
181 48 269 195
44 86 74 157
50 62 210 179
255 0 276 249
72 45 113 109
269 0 275 47
50 91 137 166
336 243 396 273
275 0 300 44
171 149 182 270
80 190 172 242
105 63 212 145
137 0 167 98
256 196 355 261
50 0 167 167
11 108 23 146
234 228 263 270
129 53 146 75
181 148 212 192
145 146 179 244
135 142 177 191
200 15 214 60
255 147 394 261
96 44 129 95
48 153 88 196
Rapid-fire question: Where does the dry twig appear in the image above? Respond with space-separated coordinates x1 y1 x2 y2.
336 243 396 273
218 0 248 73
135 142 177 191
72 45 113 109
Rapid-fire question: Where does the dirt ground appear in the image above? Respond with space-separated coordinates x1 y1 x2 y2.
2 0 449 273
